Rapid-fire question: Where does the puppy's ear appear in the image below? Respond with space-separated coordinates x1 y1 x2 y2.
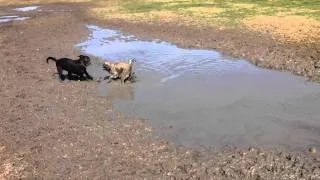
129 58 136 64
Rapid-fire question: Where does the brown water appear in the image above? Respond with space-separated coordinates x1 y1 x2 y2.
77 25 320 151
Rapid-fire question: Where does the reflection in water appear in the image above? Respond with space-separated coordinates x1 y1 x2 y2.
0 15 30 23
78 25 320 151
98 82 135 101
14 6 40 12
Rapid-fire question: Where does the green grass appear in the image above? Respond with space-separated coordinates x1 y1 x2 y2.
4 0 318 24
117 0 320 26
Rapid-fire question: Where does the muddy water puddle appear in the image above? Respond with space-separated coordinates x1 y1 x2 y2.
78 25 320 151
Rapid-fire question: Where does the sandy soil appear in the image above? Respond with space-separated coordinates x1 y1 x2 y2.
0 3 319 179
242 15 320 43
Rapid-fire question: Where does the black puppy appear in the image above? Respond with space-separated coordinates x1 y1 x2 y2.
75 55 91 66
46 55 93 81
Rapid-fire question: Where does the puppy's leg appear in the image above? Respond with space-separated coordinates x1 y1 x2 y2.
109 72 119 79
120 75 127 84
110 72 119 79
103 75 110 80
130 72 136 82
120 77 125 84
121 70 131 84
56 65 65 81
120 74 127 84
107 72 119 83
107 75 116 83
79 74 86 81
107 74 117 83
67 71 74 80
107 79 113 83
84 69 93 80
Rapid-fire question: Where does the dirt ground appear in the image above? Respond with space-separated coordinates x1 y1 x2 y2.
0 3 320 179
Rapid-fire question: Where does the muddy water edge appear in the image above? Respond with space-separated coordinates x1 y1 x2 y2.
0 3 319 179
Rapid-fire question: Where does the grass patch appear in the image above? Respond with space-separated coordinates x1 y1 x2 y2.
0 0 90 6
1 0 319 42
94 0 319 42
90 0 320 42
98 0 319 27
2 0 319 26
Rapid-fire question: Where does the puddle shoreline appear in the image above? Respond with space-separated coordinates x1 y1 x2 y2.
78 24 320 151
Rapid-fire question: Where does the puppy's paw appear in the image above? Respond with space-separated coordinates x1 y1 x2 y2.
96 77 102 82
107 79 113 83
103 75 110 80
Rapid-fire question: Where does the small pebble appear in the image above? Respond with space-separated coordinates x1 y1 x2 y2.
167 172 173 176
309 147 316 154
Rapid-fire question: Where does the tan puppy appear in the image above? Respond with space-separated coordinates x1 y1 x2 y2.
103 58 136 83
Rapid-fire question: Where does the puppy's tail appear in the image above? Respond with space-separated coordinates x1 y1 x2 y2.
46 57 57 64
